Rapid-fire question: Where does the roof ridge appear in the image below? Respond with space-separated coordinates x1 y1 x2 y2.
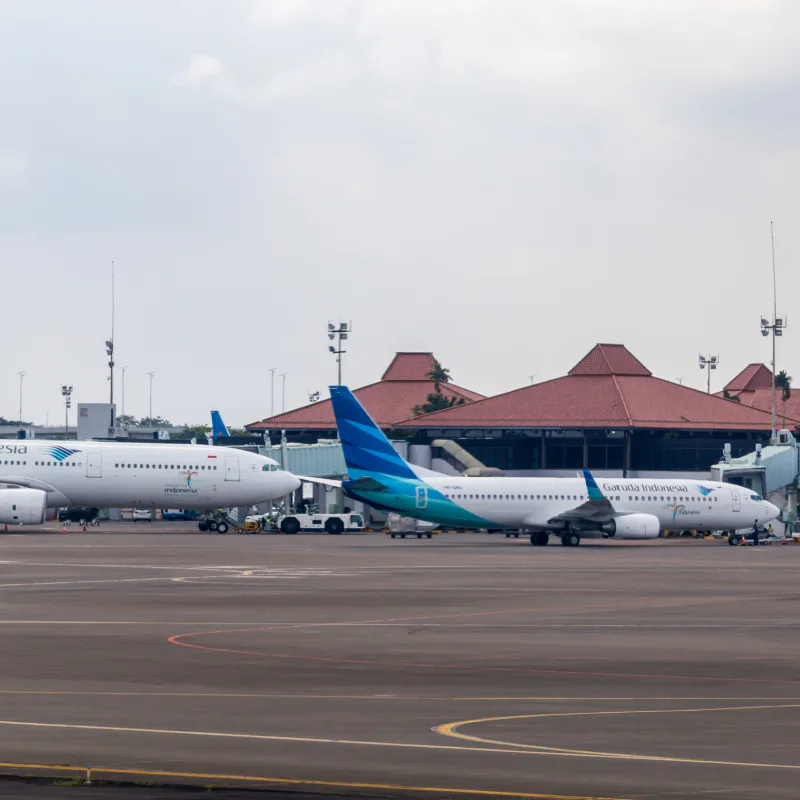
393 375 569 424
597 345 613 373
611 374 633 427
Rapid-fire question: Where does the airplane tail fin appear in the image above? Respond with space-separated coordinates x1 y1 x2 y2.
329 386 418 481
211 410 230 439
582 467 604 500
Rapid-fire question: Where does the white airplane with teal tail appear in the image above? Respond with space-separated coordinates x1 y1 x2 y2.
328 386 779 546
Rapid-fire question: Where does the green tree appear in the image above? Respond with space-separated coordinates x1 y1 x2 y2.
776 370 793 429
413 393 465 416
116 414 138 426
174 424 212 441
426 360 451 392
138 416 172 427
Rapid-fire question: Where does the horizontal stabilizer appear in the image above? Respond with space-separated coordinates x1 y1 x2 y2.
347 476 389 493
297 476 342 488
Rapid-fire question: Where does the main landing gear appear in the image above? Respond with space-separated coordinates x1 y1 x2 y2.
529 531 550 547
560 530 581 547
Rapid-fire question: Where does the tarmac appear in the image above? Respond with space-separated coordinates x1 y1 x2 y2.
0 525 799 799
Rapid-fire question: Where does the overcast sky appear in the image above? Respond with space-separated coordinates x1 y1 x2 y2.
2 0 799 427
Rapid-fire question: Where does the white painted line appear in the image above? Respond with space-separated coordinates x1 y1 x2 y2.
0 718 799 771
0 719 549 758
0 620 796 628
0 577 178 589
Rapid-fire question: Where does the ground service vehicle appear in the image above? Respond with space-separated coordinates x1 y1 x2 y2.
386 513 437 539
58 507 100 523
161 509 199 521
276 512 364 535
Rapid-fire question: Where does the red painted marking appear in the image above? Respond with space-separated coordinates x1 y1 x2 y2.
166 592 797 685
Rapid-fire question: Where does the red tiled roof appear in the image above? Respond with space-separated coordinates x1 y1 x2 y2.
394 345 780 432
247 380 483 430
723 363 772 393
744 388 800 424
381 352 439 381
568 343 651 376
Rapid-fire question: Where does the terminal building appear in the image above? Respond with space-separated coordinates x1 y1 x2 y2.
247 352 485 444
249 344 787 481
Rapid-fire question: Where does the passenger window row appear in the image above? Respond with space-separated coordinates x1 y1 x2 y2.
34 461 79 467
442 492 718 504
444 493 602 501
114 463 217 470
627 495 717 502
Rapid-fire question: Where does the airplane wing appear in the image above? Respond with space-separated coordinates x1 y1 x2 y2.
545 468 617 525
0 477 60 493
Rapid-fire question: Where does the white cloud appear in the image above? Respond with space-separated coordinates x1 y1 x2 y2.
0 151 28 189
171 54 223 88
171 53 355 106
250 0 353 26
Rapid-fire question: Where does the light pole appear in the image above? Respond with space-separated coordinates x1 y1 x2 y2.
107 260 115 405
269 368 277 417
61 385 73 440
698 354 719 394
16 370 26 426
761 222 787 443
280 373 288 412
328 322 350 386
761 316 786 441
120 366 128 420
106 339 114 405
146 372 155 424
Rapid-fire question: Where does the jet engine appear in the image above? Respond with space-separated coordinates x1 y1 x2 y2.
0 488 48 525
601 513 660 539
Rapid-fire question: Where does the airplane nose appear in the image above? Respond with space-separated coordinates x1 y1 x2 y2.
766 502 780 520
285 472 301 494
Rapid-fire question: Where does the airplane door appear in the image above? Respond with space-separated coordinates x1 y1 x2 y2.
732 490 740 512
415 486 428 509
224 456 240 482
86 453 102 478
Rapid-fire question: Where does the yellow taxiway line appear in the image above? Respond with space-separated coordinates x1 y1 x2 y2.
0 760 630 800
435 702 800 770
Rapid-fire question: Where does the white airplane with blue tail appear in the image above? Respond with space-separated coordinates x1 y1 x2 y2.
328 386 779 546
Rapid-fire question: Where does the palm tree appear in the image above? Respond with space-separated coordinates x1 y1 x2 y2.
426 360 451 392
776 370 792 429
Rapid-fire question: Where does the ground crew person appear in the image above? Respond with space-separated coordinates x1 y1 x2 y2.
752 522 760 546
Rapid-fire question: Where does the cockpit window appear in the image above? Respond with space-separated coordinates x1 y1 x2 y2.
750 494 762 502
262 464 279 472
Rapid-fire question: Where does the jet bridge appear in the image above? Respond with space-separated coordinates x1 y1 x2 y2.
711 430 799 530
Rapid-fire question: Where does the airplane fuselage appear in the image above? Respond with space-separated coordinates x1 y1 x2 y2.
347 474 778 535
0 440 299 511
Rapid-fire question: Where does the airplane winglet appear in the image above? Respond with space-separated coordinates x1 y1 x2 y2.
582 467 604 501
